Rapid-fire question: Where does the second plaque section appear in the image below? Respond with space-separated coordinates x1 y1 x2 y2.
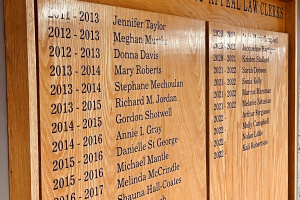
209 22 288 200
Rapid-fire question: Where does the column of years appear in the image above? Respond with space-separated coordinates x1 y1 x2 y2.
211 28 238 160
43 7 105 200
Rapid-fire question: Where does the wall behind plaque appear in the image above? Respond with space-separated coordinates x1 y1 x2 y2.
0 0 9 199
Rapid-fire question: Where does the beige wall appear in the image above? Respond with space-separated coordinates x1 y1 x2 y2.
0 0 9 199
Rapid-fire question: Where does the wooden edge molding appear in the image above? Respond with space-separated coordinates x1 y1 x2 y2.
285 1 297 200
4 0 39 199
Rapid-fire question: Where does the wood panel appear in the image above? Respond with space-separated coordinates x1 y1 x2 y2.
285 2 297 200
81 0 287 33
4 0 39 199
208 22 288 200
37 1 206 199
5 0 296 200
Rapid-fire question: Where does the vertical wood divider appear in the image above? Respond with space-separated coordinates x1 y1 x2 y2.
4 0 39 199
205 21 210 200
285 1 297 200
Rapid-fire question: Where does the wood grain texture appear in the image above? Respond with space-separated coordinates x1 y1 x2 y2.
37 1 207 199
4 0 39 199
79 1 296 199
4 0 296 200
285 1 297 200
81 0 287 33
209 22 288 200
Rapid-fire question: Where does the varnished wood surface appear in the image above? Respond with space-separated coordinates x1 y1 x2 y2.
4 0 297 199
81 0 287 33
38 1 207 199
4 0 39 199
74 5 296 199
285 2 297 200
209 22 288 200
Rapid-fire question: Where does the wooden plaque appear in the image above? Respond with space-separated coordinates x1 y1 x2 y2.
37 1 206 199
208 22 288 200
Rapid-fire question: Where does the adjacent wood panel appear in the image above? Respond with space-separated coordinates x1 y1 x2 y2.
37 1 206 199
208 22 288 200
